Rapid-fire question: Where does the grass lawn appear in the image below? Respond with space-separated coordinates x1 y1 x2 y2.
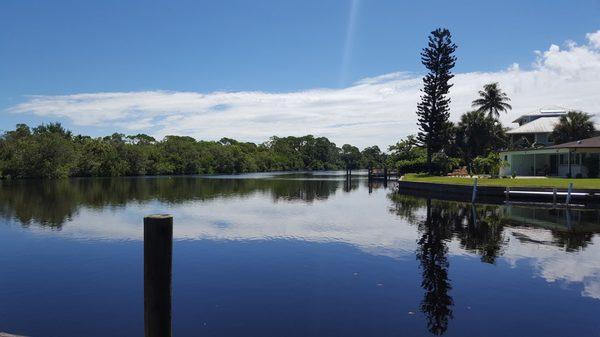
402 173 600 189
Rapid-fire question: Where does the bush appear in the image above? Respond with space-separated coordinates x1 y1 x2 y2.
432 152 460 174
472 152 505 177
397 158 434 175
396 153 459 175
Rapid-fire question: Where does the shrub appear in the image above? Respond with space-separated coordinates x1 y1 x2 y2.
396 154 459 175
472 152 505 177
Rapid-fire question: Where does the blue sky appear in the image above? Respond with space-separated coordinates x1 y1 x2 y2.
2 0 600 147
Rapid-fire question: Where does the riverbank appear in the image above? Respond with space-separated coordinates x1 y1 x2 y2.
402 173 600 190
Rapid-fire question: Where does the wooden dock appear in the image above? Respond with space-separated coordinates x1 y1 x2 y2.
366 168 399 181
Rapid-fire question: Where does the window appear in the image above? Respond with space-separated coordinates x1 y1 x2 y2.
559 154 568 165
559 153 581 165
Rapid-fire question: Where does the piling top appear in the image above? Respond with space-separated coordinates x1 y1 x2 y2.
145 214 173 220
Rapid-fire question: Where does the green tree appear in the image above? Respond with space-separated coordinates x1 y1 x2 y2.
551 110 596 144
471 82 512 118
454 110 507 172
387 135 424 162
340 144 361 173
416 28 457 174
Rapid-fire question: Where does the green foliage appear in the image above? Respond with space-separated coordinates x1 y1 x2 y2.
551 110 596 144
416 28 457 174
471 152 505 177
361 145 384 169
454 110 508 172
471 82 512 118
397 157 433 175
340 144 361 171
387 135 425 163
0 123 77 178
432 152 460 175
0 123 389 178
396 154 458 175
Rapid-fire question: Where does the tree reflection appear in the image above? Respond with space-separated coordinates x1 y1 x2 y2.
0 176 343 227
388 193 600 334
454 205 507 264
417 199 454 335
389 194 600 259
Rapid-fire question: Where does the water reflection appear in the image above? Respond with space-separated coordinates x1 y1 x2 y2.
417 199 453 335
0 174 369 227
1 174 600 336
388 194 600 334
389 194 600 258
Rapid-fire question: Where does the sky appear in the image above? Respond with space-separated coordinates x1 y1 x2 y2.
1 0 600 148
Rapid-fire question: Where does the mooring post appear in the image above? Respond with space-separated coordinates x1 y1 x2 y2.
552 188 557 206
505 186 510 202
383 167 388 181
565 208 572 229
565 183 573 206
144 214 173 337
471 178 478 203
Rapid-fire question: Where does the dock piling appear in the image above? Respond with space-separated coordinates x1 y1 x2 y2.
552 188 557 206
471 178 478 203
144 214 173 337
566 183 573 206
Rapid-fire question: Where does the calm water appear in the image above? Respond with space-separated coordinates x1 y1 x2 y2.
1 172 600 337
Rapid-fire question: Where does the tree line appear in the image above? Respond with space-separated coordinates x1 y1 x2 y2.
0 123 393 178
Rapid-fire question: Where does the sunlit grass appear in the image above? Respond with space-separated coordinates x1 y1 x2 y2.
402 173 600 189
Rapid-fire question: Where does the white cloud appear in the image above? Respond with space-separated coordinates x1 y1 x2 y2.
587 30 600 49
7 30 600 148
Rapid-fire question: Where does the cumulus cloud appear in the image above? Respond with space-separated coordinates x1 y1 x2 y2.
7 30 600 148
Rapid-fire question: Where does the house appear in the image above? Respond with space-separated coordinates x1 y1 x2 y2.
506 106 567 147
499 107 600 178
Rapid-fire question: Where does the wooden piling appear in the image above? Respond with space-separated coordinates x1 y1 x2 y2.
471 178 478 203
144 214 173 337
566 183 573 206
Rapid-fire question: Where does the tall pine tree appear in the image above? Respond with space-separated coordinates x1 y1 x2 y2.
416 28 457 174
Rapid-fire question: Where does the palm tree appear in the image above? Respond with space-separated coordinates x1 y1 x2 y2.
471 82 512 118
551 110 596 144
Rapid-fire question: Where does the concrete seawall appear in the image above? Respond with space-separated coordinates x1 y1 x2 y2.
397 180 600 204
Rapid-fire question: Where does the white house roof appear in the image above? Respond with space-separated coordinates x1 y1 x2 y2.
511 106 569 123
506 116 560 134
